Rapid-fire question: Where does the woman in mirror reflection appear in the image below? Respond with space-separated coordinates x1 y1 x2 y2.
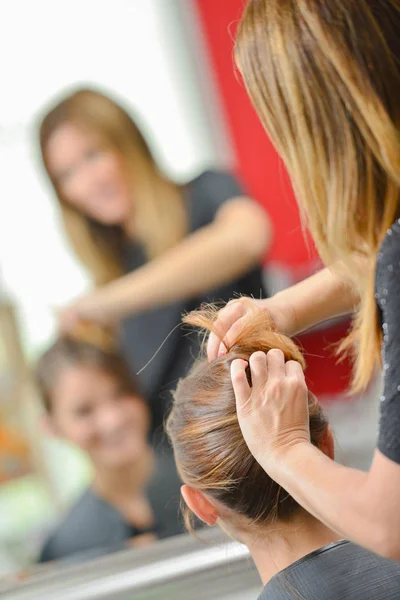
36 332 182 564
37 88 271 451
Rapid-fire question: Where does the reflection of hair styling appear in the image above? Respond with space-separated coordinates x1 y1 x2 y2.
36 331 140 413
235 0 400 390
166 304 327 531
38 88 187 285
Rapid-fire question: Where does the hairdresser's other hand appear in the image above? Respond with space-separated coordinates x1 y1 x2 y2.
58 291 115 334
231 350 310 475
207 296 297 361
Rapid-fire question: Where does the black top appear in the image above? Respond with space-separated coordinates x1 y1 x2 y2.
38 446 183 564
376 220 400 463
119 170 267 437
260 540 400 599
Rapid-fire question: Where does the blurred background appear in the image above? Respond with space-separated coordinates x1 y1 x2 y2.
0 0 379 595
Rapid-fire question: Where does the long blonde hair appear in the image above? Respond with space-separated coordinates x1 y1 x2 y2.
236 0 400 390
38 88 187 285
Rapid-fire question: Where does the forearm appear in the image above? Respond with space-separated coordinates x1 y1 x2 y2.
271 442 400 558
266 264 359 335
97 218 267 319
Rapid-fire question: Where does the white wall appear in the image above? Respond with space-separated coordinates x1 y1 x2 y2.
0 0 220 356
0 0 230 568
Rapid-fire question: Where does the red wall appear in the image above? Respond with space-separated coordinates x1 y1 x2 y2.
194 0 317 266
193 0 353 398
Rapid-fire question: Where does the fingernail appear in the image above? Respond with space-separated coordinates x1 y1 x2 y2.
218 349 226 357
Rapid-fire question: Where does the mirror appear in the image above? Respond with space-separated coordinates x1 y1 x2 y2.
0 0 225 577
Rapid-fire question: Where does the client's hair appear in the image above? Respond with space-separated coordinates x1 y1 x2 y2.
166 304 327 530
36 336 140 413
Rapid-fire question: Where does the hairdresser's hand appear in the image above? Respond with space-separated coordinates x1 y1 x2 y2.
207 296 297 361
231 350 310 476
58 291 116 334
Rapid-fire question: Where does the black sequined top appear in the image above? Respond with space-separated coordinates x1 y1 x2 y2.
376 219 400 463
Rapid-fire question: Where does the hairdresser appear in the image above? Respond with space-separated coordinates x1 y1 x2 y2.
208 0 400 560
38 88 270 441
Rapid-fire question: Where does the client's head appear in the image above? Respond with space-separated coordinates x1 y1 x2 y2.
166 304 331 542
36 336 150 469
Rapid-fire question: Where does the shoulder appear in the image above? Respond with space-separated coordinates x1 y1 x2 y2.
39 489 127 563
265 541 400 599
186 169 245 198
185 169 246 230
376 221 400 294
378 220 400 265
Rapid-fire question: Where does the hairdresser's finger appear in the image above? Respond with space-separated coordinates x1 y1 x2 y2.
266 349 286 379
207 302 247 361
216 315 249 358
207 331 223 361
284 360 306 382
249 351 268 390
231 359 251 407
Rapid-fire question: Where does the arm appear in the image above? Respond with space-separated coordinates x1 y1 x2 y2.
270 442 400 560
232 351 400 560
62 198 271 327
269 263 359 335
